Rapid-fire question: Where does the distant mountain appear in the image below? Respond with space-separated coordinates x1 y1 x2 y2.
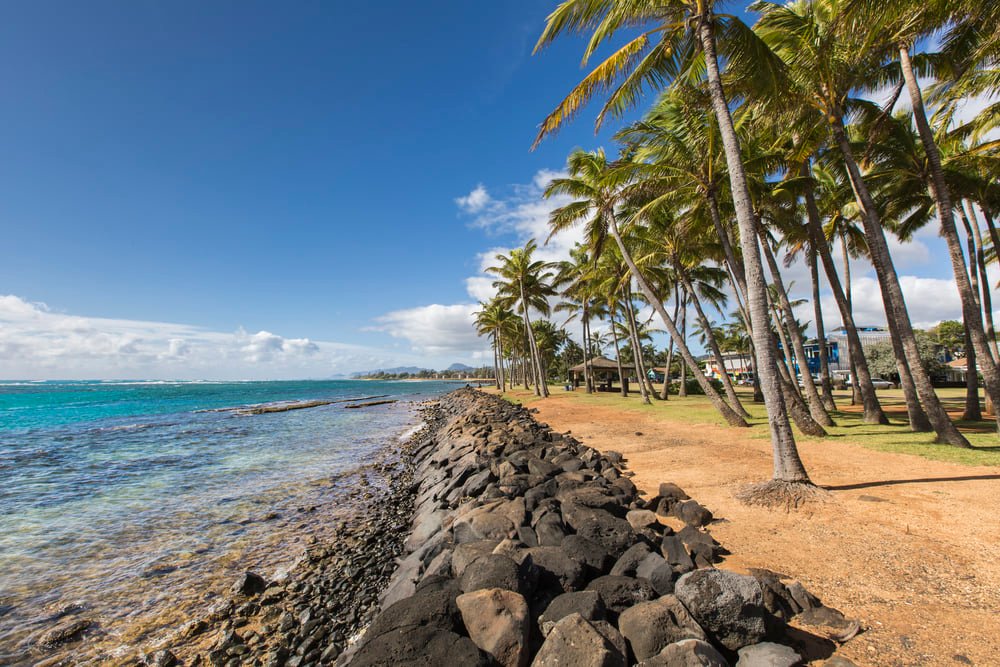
350 366 430 378
447 363 474 372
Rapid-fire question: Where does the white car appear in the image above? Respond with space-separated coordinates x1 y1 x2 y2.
870 378 894 389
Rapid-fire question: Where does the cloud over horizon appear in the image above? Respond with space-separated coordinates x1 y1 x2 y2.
0 295 406 380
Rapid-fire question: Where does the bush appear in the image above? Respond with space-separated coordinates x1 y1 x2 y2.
665 377 723 395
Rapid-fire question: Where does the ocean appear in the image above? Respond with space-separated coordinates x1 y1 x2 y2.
0 379 459 664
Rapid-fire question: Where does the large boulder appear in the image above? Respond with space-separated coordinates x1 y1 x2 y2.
635 552 676 596
584 575 656 617
363 579 463 639
453 540 501 578
560 535 614 575
626 509 659 532
637 638 728 667
561 504 636 557
609 542 653 577
460 554 533 597
530 613 626 667
674 569 767 651
454 507 515 543
523 547 586 594
617 596 707 662
736 642 801 667
351 624 489 666
671 500 713 528
537 591 605 637
456 588 531 667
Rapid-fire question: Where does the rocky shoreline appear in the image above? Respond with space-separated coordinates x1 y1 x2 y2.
76 387 859 666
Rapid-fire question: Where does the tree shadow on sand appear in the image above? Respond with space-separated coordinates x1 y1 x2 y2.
825 474 1000 491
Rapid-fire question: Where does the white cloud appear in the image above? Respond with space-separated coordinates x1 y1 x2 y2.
373 169 584 360
0 295 399 380
372 303 489 358
455 184 493 213
818 275 967 331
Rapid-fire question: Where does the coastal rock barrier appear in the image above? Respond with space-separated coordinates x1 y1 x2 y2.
335 388 858 667
132 388 857 667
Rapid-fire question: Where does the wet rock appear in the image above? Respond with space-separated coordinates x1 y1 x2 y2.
456 588 530 667
736 642 801 666
674 569 767 651
232 571 268 597
618 596 707 662
363 580 462 639
584 575 656 617
537 591 605 637
638 638 727 667
531 613 626 667
38 619 93 647
144 649 178 667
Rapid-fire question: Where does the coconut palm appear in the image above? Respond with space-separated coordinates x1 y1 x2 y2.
544 147 749 425
488 241 557 397
474 298 519 392
752 0 970 447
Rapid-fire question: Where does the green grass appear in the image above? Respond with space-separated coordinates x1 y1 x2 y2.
497 384 1000 467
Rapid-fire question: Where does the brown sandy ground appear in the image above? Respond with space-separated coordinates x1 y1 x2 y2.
486 386 1000 667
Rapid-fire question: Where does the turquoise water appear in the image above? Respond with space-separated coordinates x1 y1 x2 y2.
0 379 456 664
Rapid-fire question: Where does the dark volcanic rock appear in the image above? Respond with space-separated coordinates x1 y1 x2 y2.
635 552 676 596
609 542 653 577
561 504 636 557
560 535 614 575
638 638 727 667
537 591 605 637
456 588 530 667
674 569 768 651
531 613 626 667
523 547 586 594
350 624 489 666
460 554 528 595
584 575 656 617
617 596 707 662
736 641 802 666
672 500 714 528
232 571 267 597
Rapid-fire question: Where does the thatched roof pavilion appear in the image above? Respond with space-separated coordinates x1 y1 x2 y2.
568 356 636 391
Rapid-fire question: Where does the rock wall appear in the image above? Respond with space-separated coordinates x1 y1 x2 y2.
339 388 858 666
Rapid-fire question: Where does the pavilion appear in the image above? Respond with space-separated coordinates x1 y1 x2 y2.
568 356 637 392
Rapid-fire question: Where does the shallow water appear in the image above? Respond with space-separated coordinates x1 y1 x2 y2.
0 379 457 664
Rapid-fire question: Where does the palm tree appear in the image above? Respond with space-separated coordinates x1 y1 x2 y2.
488 240 557 397
535 1 812 494
554 244 600 392
544 147 749 426
474 298 518 392
752 0 970 447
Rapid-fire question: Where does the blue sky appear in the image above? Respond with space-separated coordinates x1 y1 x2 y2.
0 2 981 379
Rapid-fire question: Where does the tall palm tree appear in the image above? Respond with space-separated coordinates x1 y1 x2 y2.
475 298 519 392
488 240 557 397
752 0 970 447
544 148 748 426
535 1 812 492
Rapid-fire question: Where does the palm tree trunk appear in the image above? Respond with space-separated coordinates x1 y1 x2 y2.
582 305 593 394
492 338 501 390
758 223 834 425
677 263 750 417
520 282 547 398
707 192 749 304
606 210 748 426
609 311 627 397
885 310 934 431
770 292 797 384
661 293 680 400
960 202 992 416
621 292 651 404
831 113 968 446
964 202 999 363
809 246 837 410
497 336 507 392
839 232 862 406
679 290 688 397
698 16 808 481
899 44 1000 431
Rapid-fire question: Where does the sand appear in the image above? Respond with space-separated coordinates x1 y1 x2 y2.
504 390 1000 666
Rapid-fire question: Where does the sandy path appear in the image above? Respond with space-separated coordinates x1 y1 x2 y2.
519 392 1000 667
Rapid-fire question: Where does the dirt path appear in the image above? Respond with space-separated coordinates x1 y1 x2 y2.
521 393 1000 667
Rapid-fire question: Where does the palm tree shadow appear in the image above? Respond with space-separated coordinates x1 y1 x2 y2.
825 474 1000 491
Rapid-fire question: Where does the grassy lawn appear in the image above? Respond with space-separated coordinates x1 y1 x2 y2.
497 384 1000 468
